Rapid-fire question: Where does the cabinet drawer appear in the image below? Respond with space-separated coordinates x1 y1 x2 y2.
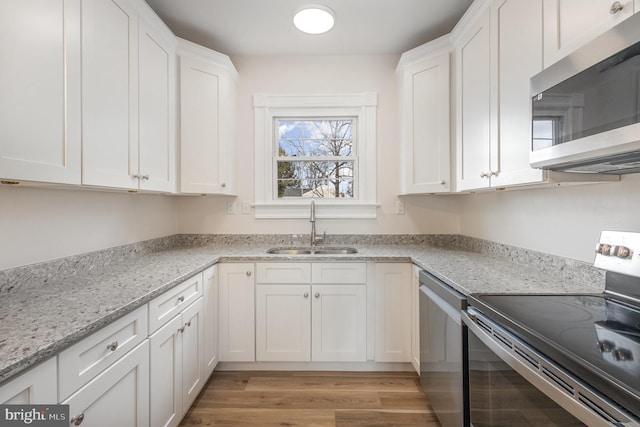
58 304 148 400
312 263 366 284
256 263 311 284
149 273 203 333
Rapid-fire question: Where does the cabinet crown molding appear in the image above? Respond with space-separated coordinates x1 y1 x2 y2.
177 38 238 78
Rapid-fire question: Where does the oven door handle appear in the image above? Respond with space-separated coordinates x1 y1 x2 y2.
463 310 640 427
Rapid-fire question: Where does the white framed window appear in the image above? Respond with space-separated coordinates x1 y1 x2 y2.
254 93 377 219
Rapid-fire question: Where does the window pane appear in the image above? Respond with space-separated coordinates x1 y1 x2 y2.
277 160 354 198
278 119 353 158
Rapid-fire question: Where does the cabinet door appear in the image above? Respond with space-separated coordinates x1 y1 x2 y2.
218 263 255 361
456 9 492 191
256 284 311 362
399 52 451 194
374 263 412 362
150 315 182 427
81 0 139 189
411 265 420 373
179 55 230 194
138 17 175 192
543 0 634 68
0 0 81 185
181 298 204 411
0 358 57 404
490 0 545 187
64 341 149 427
311 285 366 362
202 266 218 379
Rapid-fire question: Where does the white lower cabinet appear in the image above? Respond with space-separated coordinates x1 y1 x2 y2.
149 297 204 427
255 262 367 363
202 265 219 379
218 263 255 361
0 358 57 404
374 263 412 362
311 284 367 362
63 340 150 427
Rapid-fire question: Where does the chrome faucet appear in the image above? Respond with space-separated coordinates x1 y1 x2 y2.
310 200 317 246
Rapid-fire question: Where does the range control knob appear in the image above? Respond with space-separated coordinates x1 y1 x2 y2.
595 243 612 256
597 340 615 353
613 245 633 259
612 348 633 362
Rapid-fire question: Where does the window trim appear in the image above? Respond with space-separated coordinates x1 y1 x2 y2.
254 93 378 219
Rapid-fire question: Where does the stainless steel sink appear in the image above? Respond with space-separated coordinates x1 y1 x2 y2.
266 247 358 255
266 248 313 255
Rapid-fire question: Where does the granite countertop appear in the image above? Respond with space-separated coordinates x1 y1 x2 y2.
0 236 605 385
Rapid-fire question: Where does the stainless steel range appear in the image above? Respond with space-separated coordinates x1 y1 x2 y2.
463 231 640 426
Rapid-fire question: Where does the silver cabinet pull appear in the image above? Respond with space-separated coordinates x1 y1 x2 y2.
490 171 499 177
610 1 624 14
480 172 488 178
304 292 309 298
246 271 252 276
71 413 85 425
314 292 320 298
141 175 150 181
185 321 192 328
130 174 141 180
177 296 185 303
106 341 118 352
178 326 185 333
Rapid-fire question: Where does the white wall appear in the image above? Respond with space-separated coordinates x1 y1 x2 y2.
459 174 640 263
0 186 178 270
176 54 463 236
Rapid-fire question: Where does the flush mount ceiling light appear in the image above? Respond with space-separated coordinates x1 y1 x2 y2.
293 4 335 34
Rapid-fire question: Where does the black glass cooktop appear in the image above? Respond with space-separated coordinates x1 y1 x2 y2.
468 293 640 418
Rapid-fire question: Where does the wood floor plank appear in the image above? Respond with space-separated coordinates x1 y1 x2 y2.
179 371 441 427
335 410 440 427
197 390 384 409
181 408 336 427
245 375 421 392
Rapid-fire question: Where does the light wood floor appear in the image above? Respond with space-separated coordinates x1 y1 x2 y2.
179 371 441 427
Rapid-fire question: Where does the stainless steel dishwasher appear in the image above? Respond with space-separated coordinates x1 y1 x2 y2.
419 269 469 427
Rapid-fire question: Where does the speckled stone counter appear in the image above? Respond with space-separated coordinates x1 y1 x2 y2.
0 234 605 385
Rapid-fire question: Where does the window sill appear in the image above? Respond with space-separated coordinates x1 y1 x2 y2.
253 202 379 219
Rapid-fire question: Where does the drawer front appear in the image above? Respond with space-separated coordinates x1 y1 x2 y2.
149 273 203 333
312 263 366 284
256 263 311 284
58 304 148 400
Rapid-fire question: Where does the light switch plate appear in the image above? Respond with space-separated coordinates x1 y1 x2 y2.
395 200 405 215
242 201 251 215
227 201 236 215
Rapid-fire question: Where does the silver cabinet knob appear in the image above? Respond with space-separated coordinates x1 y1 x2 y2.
314 292 320 298
71 413 85 425
610 1 624 14
131 174 140 180
185 321 192 328
141 175 150 181
178 326 185 333
480 172 488 178
106 341 118 352
490 171 499 177
221 182 226 188
246 271 252 276
177 296 185 303
304 292 309 298
440 180 446 185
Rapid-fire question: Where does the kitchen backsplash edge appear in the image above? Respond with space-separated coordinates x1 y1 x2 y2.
0 233 603 295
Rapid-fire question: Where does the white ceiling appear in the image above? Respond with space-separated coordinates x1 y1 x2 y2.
144 0 474 56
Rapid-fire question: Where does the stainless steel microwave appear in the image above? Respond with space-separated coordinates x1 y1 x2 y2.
530 12 640 174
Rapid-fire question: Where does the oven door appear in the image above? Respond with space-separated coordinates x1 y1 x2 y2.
463 309 638 427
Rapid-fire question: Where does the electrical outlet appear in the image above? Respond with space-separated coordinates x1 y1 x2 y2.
227 201 236 215
395 200 405 215
242 201 251 215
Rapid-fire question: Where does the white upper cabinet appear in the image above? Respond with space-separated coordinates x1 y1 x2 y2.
490 0 545 187
82 0 176 192
0 0 81 185
397 38 451 194
137 15 176 192
543 0 635 68
178 39 238 195
456 8 492 191
81 0 139 189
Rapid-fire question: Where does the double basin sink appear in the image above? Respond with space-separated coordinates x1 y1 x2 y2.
266 247 358 255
